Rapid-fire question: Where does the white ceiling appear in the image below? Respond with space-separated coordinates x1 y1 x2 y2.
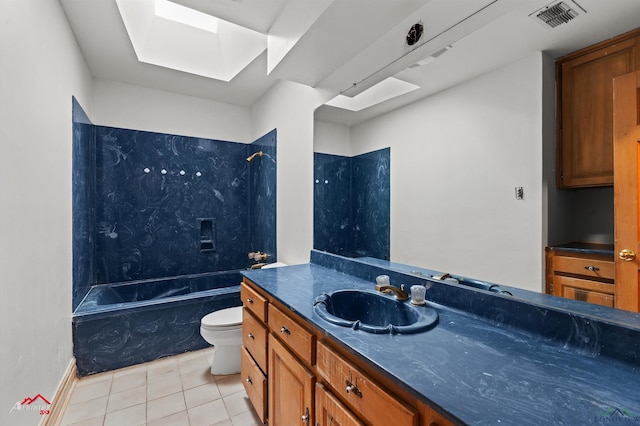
59 0 640 126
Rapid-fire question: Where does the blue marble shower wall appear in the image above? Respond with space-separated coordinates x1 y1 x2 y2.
313 148 390 260
71 98 276 310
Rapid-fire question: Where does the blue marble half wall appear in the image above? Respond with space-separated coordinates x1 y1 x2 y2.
71 99 276 310
314 148 390 260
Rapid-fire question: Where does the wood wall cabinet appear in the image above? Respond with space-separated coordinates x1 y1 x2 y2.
545 247 615 308
240 278 454 426
556 27 640 188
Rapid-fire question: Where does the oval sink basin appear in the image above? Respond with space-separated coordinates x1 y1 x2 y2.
313 289 438 334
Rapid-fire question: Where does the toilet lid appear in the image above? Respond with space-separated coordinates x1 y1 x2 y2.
201 306 243 328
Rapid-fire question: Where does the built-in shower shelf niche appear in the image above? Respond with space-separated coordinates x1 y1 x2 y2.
197 218 216 252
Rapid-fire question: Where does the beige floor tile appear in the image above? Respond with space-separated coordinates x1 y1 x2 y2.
184 381 222 409
60 395 108 425
147 409 190 426
147 361 181 384
188 398 230 426
212 419 234 426
147 374 184 401
223 391 252 417
216 375 244 397
230 408 263 426
181 368 216 390
112 363 147 378
111 370 147 394
147 391 186 423
178 348 209 360
69 378 112 404
62 414 105 426
147 356 179 372
103 402 146 426
75 371 113 387
179 353 211 375
107 385 146 413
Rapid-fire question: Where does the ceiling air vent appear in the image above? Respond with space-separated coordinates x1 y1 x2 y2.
530 1 585 29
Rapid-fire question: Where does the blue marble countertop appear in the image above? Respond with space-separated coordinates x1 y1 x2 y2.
547 241 615 256
242 251 640 425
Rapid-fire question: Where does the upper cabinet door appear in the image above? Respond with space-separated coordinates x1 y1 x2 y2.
557 28 640 188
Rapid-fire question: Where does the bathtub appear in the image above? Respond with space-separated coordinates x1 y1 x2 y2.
72 270 243 376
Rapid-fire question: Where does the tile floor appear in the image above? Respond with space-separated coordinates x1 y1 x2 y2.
60 348 262 426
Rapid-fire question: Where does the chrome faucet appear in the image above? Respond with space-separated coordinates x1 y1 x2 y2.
375 284 409 300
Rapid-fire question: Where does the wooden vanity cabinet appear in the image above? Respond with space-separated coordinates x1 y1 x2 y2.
316 341 418 426
316 382 364 426
545 248 615 307
556 27 640 188
269 333 315 426
241 278 454 426
241 282 269 424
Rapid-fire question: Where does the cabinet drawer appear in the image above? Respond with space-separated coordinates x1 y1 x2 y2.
242 308 268 373
317 341 418 426
268 304 315 365
316 382 364 426
553 256 614 280
241 281 268 321
241 346 267 424
556 275 615 307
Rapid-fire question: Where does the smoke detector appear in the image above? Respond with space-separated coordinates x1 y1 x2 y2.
530 1 586 29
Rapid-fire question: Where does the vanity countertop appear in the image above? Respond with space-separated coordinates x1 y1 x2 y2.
547 241 615 256
242 252 640 425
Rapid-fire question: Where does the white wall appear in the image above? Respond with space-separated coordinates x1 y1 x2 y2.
251 80 331 265
92 79 252 142
313 120 351 157
349 53 548 291
0 1 94 425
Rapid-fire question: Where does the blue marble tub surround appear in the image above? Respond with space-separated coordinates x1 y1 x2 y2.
242 260 640 425
313 148 390 260
351 148 390 260
248 129 277 260
73 271 242 375
95 126 251 283
72 97 97 310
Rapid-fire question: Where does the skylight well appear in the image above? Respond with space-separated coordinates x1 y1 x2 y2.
154 0 219 33
116 0 266 82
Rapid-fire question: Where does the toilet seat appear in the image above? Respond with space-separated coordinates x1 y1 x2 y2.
201 306 242 330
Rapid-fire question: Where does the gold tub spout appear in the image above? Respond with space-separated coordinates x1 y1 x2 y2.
375 284 409 300
250 263 267 269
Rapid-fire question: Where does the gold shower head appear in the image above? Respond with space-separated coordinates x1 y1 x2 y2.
246 151 263 162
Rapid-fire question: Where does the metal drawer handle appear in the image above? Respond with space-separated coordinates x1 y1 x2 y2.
280 326 291 335
345 380 363 398
584 265 600 272
247 332 255 340
246 376 252 385
246 297 254 304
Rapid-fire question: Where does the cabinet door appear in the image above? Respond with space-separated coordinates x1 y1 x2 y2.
558 33 640 187
317 341 418 426
613 70 640 312
316 383 364 426
269 334 315 426
241 346 267 424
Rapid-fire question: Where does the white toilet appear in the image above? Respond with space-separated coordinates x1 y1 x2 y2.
200 262 287 375
200 306 243 375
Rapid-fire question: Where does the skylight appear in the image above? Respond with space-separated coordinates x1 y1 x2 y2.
116 0 266 82
154 0 219 33
325 77 420 112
